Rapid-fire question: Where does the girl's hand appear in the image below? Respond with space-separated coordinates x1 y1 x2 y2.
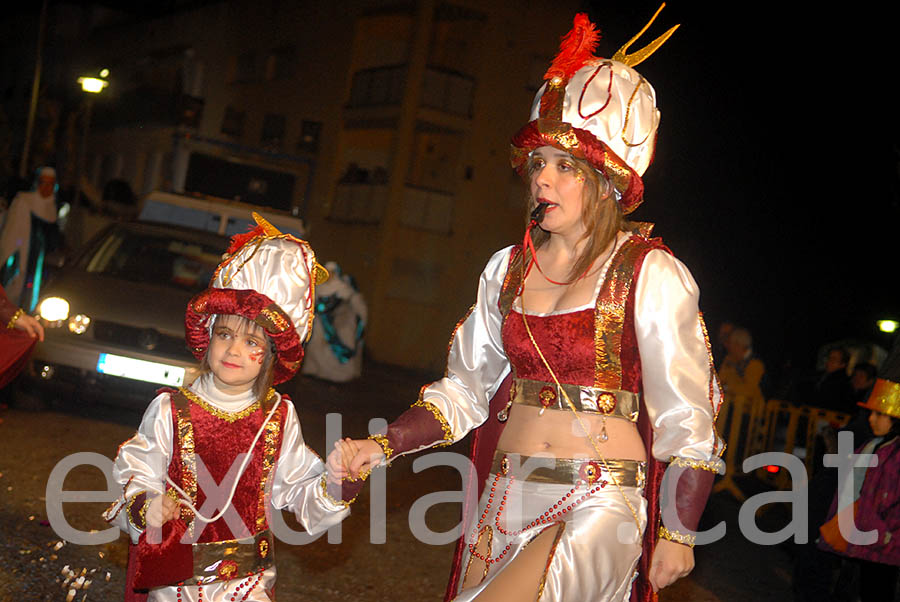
326 438 360 483
146 494 179 529
13 313 44 341
346 438 385 479
648 538 694 592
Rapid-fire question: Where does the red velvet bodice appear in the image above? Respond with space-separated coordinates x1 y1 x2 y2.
167 396 285 544
502 307 595 386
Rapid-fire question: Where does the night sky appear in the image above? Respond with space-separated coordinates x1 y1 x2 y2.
584 1 898 375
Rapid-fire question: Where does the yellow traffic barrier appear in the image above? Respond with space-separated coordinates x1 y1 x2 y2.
753 399 851 490
713 395 852 500
713 394 767 501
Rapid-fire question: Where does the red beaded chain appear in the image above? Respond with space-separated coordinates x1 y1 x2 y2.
467 471 608 566
229 572 264 602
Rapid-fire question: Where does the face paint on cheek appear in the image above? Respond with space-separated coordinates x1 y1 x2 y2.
249 349 265 365
574 169 586 184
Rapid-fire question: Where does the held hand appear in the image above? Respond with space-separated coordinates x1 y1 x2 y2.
347 439 385 480
146 494 180 529
326 438 361 483
14 313 44 341
648 539 694 592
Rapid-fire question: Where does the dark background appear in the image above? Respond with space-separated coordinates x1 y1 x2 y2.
584 1 898 378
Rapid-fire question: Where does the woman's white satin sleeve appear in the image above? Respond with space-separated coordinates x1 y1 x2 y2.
635 250 724 469
103 392 174 543
416 247 513 446
270 398 349 535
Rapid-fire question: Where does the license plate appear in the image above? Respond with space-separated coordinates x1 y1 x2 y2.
96 353 185 386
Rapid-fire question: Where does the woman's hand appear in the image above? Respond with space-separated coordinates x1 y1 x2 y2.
146 494 179 529
328 438 386 480
326 438 360 483
13 313 44 341
648 539 694 592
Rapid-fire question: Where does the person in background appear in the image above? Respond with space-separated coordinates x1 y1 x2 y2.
714 321 735 369
0 283 44 390
717 327 765 405
816 342 900 601
0 166 59 309
814 347 854 411
850 362 877 405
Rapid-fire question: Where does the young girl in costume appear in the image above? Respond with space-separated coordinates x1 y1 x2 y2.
104 214 355 602
817 341 900 601
330 10 724 602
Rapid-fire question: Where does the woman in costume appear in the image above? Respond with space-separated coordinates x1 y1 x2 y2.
331 11 724 601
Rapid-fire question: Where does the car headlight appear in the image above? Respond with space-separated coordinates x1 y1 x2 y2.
68 314 91 335
38 297 70 323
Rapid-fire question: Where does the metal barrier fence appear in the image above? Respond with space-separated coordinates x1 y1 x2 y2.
713 395 851 500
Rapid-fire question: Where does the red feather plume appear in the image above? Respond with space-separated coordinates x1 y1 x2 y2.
543 13 601 81
225 224 265 255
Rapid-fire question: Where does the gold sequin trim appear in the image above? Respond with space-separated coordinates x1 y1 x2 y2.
171 392 198 533
536 522 567 601
593 237 642 389
698 312 726 457
367 434 393 461
659 525 696 548
444 305 475 377
257 305 291 333
668 456 721 473
6 307 23 329
178 387 275 423
412 399 453 446
256 404 282 531
319 474 356 508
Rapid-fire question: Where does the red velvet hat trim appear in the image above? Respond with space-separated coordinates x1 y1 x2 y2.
185 288 303 385
509 118 645 214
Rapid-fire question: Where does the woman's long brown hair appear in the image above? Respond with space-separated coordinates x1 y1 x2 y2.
525 155 633 281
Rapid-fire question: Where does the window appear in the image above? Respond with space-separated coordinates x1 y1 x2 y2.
260 113 286 148
265 46 296 81
227 51 257 84
348 65 406 107
221 106 246 137
297 120 322 153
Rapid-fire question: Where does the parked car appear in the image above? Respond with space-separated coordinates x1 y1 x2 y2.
16 220 229 410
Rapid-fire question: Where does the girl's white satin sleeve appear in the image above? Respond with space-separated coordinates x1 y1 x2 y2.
415 246 513 446
103 392 174 543
634 249 725 469
269 398 349 535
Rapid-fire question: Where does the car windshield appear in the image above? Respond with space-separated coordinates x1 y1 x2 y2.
78 227 224 292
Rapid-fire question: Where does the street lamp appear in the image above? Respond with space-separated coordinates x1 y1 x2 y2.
877 319 899 334
73 70 109 212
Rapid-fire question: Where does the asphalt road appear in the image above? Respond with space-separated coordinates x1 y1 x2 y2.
0 361 804 601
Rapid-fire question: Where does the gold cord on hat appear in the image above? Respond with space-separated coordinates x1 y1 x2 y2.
612 3 679 68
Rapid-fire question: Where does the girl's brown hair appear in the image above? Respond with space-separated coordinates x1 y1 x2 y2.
201 315 276 399
526 155 634 281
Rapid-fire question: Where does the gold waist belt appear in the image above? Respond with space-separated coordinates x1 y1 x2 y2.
186 529 274 586
511 378 640 422
491 451 646 488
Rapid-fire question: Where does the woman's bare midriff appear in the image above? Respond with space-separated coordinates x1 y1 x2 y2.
495 404 647 460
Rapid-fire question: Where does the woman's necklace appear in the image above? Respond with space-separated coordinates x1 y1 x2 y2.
517 260 641 531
